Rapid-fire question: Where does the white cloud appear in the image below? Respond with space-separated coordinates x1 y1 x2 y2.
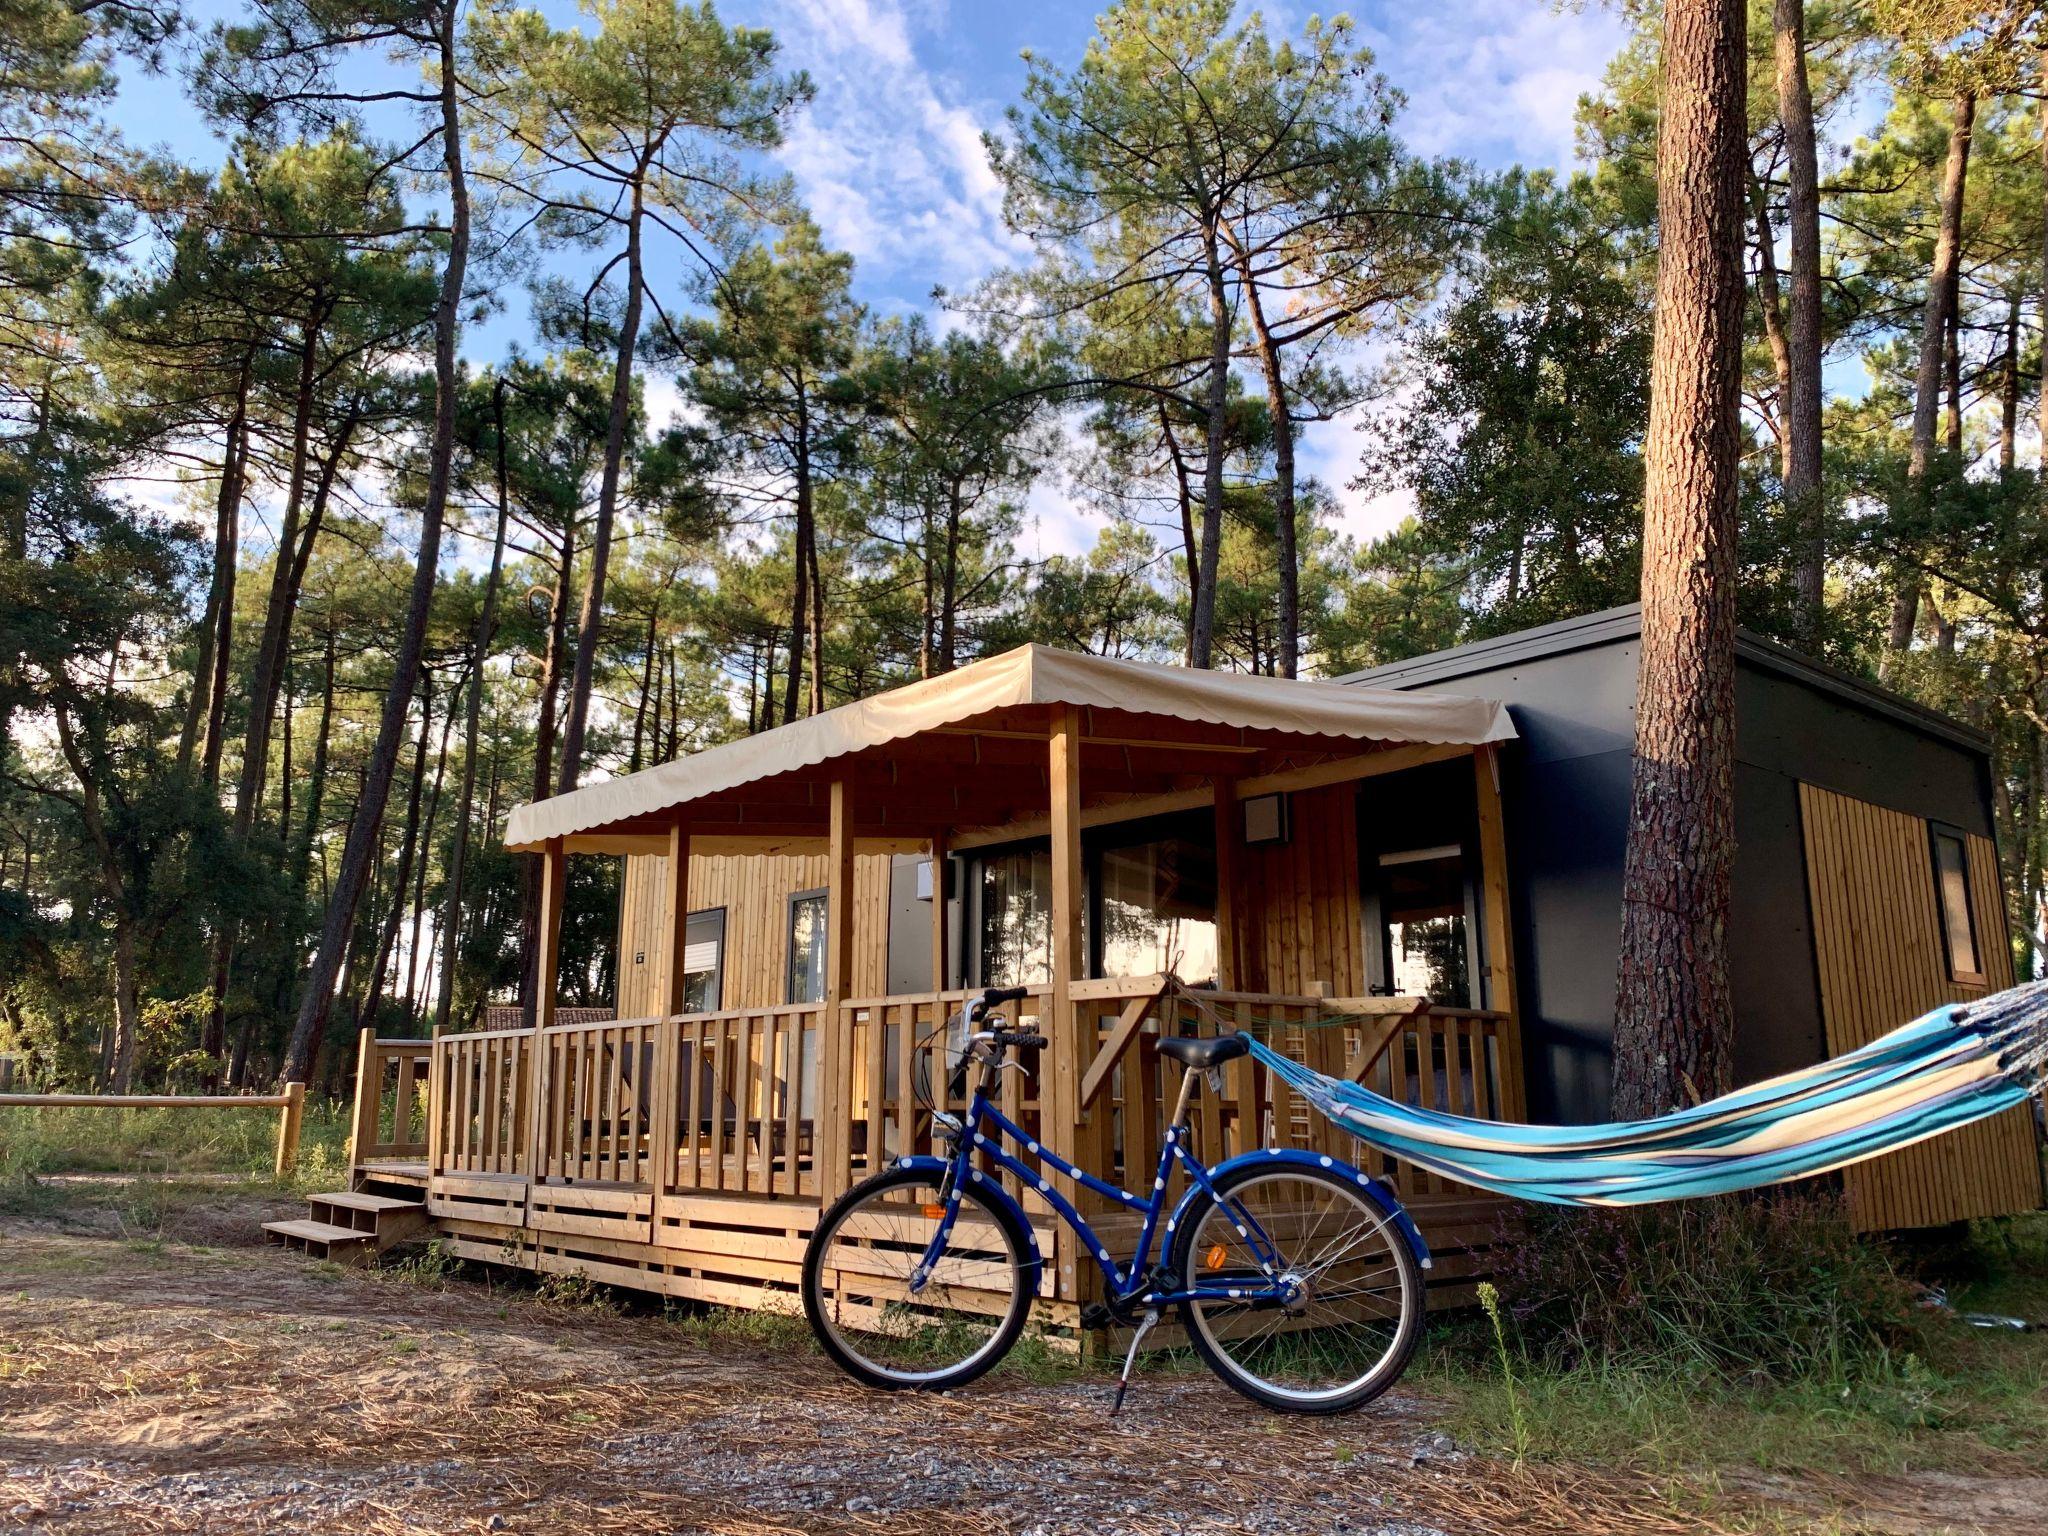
763 0 1029 294
1352 0 1628 172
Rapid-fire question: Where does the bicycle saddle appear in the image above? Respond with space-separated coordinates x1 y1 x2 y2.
1157 1034 1251 1069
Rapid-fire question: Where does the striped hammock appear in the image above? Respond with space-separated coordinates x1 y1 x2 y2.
1241 981 2048 1206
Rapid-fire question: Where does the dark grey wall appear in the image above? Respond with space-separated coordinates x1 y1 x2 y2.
1348 613 1995 1122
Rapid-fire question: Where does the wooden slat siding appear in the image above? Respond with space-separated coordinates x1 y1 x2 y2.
1799 782 2043 1231
616 848 894 1017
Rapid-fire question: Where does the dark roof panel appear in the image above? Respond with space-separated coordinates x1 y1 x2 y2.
1339 602 1990 755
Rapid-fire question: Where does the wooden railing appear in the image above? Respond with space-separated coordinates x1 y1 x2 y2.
668 1003 824 1198
349 1032 434 1165
3 1084 306 1178
412 978 1526 1212
1069 979 1525 1204
434 1028 531 1176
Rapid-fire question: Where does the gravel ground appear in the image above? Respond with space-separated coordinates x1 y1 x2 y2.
0 1193 2038 1536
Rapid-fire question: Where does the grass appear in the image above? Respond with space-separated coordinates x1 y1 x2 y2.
0 1100 352 1181
1421 1210 2048 1480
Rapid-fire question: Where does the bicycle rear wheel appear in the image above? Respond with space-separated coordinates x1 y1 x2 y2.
803 1165 1037 1391
1170 1160 1422 1414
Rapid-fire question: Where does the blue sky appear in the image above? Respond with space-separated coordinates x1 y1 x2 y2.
108 0 1631 554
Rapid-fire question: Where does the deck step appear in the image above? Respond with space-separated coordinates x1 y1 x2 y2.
262 1218 378 1261
308 1191 421 1215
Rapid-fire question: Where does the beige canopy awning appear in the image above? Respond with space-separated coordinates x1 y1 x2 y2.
503 643 1515 853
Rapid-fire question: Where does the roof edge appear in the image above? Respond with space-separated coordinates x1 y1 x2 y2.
1339 603 1991 756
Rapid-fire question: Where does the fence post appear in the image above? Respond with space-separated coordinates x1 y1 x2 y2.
274 1080 306 1179
347 1027 380 1167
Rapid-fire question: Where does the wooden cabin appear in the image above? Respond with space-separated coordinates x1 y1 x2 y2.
331 625 2042 1331
1349 604 2044 1231
343 644 1527 1334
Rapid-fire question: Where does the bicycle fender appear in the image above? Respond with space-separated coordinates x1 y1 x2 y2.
890 1154 1046 1274
1166 1147 1433 1271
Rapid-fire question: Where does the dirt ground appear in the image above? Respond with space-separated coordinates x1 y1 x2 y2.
3 1189 2045 1536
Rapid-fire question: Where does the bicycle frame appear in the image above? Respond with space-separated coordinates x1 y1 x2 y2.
910 1072 1293 1311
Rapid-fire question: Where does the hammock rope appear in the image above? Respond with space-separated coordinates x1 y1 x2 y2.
1173 980 2048 1207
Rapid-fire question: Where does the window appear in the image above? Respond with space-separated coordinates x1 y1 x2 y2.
969 812 1220 986
978 847 1053 987
1375 844 1475 1007
788 889 827 1003
1096 826 1218 982
1930 826 1984 984
680 908 725 1013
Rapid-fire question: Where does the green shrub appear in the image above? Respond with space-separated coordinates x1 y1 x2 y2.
1484 1194 1922 1382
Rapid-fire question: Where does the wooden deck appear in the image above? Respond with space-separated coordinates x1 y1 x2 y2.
347 982 1523 1339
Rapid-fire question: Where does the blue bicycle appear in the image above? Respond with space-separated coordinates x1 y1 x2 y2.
801 986 1430 1414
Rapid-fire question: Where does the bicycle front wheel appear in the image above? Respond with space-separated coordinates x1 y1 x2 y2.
1170 1160 1423 1414
802 1165 1037 1391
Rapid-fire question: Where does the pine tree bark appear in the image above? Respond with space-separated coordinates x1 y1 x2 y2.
280 5 468 1086
1189 235 1232 669
1611 0 1749 1120
1239 276 1299 677
783 391 812 723
432 404 508 1033
1889 88 1976 661
556 174 647 794
1774 0 1826 640
519 511 575 1020
363 682 433 1029
180 354 251 777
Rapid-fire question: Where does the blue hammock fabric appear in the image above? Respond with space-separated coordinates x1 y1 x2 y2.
1243 981 2048 1206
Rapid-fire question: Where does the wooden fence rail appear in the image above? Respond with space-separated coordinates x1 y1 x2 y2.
350 1032 434 1166
0 1084 307 1178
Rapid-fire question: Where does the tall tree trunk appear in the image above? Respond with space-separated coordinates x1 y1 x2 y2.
292 629 337 904
1159 408 1199 663
1611 0 1748 1119
199 420 247 788
939 479 962 672
806 514 826 715
204 331 346 1083
557 185 647 793
403 677 458 1020
1238 275 1299 677
1998 293 2020 471
364 682 434 1027
629 598 658 771
436 382 513 1035
1751 177 1795 477
783 395 811 724
281 7 469 1087
180 353 251 776
1189 234 1232 669
1944 283 1963 454
519 515 575 1021
1774 0 1826 641
1889 88 1976 662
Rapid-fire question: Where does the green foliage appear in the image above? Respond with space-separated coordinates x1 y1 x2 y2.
1486 1196 1923 1381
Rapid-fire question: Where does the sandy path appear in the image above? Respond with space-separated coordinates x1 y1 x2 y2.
0 1211 2035 1535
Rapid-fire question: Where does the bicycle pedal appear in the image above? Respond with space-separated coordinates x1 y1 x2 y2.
1079 1303 1116 1331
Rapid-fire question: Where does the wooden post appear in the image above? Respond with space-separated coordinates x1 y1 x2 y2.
274 1080 306 1180
819 779 858 1200
1047 703 1100 1315
653 820 692 1195
1473 743 1525 1118
424 1024 446 1184
347 1026 379 1169
929 828 949 990
1212 776 1238 988
525 838 566 1199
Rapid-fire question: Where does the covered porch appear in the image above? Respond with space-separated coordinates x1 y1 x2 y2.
388 646 1529 1333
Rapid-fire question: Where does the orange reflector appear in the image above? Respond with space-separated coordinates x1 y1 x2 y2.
1203 1243 1228 1271
922 1203 946 1219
